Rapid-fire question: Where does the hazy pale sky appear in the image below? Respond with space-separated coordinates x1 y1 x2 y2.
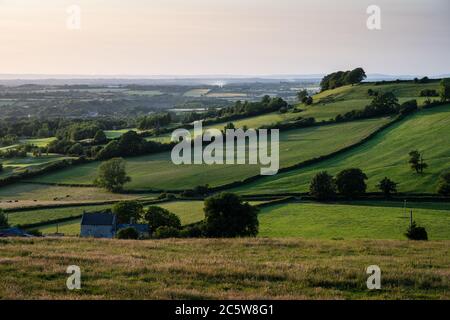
0 0 449 76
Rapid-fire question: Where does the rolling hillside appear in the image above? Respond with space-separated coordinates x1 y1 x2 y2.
233 104 450 194
24 118 390 190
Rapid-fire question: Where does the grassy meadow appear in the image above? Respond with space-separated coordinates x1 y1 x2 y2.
7 204 113 227
0 183 145 209
24 117 390 190
0 237 448 299
258 201 450 240
233 104 450 195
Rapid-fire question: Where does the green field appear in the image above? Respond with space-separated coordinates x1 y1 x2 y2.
233 104 450 194
298 82 440 121
36 219 81 235
26 118 389 190
0 154 74 179
258 201 450 240
20 137 57 148
156 200 267 226
7 204 112 227
0 183 145 209
1 237 448 299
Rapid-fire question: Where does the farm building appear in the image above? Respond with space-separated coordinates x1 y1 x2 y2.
80 212 117 238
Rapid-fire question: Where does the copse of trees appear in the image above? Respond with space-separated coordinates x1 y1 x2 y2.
320 68 366 91
96 130 171 160
204 193 259 238
94 157 131 192
138 112 173 130
334 94 417 122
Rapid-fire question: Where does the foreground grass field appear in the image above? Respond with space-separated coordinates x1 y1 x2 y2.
259 201 450 240
25 118 389 190
234 104 450 194
0 237 448 299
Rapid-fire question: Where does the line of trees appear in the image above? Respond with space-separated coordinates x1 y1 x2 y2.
320 68 367 91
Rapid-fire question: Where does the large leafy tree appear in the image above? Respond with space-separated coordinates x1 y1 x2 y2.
204 193 259 237
144 206 181 231
112 201 144 224
94 157 131 192
335 168 368 198
309 171 336 201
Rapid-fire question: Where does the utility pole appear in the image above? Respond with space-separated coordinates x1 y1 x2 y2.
404 200 407 218
410 210 413 228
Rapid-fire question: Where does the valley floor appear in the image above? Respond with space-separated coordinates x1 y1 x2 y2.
0 237 448 300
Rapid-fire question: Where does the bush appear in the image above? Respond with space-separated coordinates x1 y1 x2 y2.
144 206 181 231
179 223 205 238
405 222 428 241
204 193 259 238
116 227 139 239
153 226 180 239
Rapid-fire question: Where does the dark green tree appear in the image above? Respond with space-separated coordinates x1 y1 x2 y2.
345 67 367 85
297 89 308 102
437 172 450 196
309 171 336 201
408 150 428 173
144 206 181 231
440 78 450 102
335 168 368 198
112 201 144 224
93 130 107 144
0 209 9 228
204 193 259 237
94 157 131 192
377 177 398 197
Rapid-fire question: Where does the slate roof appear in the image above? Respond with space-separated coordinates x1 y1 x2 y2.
0 227 33 237
81 212 116 226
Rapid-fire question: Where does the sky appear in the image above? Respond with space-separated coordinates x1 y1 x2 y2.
0 0 449 76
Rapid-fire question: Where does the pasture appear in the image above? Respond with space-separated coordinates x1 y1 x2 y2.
234 104 450 194
258 201 450 240
7 204 113 227
25 118 390 190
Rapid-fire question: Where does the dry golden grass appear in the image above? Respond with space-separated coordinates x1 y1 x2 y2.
0 237 448 300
